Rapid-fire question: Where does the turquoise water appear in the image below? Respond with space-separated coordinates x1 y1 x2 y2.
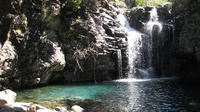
16 79 200 112
17 83 118 101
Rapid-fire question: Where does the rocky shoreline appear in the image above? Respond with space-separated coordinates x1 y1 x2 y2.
0 89 84 112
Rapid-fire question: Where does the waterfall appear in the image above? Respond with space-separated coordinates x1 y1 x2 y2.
117 49 123 78
117 7 163 79
145 7 163 35
143 7 163 76
117 14 143 78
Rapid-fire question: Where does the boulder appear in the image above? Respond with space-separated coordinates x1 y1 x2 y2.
0 105 18 112
129 6 152 32
13 102 57 112
0 41 18 78
71 105 84 112
55 107 69 112
0 89 16 105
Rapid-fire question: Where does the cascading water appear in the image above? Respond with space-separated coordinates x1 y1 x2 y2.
117 14 143 78
117 7 163 79
116 8 165 112
144 7 163 76
117 49 123 78
145 7 163 35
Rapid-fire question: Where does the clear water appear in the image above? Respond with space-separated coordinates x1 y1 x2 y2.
16 78 200 112
16 83 117 101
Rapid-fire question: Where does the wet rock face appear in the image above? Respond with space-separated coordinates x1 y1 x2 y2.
0 0 127 89
128 4 171 33
172 0 200 81
156 4 172 23
0 0 66 89
128 4 175 76
21 30 66 86
129 6 151 32
51 1 127 83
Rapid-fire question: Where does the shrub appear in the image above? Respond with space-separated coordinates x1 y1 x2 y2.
129 0 172 7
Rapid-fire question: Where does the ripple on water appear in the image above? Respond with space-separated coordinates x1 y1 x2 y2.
16 79 200 112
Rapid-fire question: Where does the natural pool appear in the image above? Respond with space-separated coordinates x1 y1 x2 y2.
16 78 200 112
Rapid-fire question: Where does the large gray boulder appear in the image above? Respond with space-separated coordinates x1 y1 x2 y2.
0 41 18 79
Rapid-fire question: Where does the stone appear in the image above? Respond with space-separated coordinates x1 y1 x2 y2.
13 102 33 111
13 102 57 112
71 105 84 112
0 99 7 106
0 89 16 105
55 107 68 112
0 41 18 78
0 105 16 112
129 6 151 32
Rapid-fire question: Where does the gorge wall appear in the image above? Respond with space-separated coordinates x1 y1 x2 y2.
0 0 127 89
172 0 200 82
0 0 200 90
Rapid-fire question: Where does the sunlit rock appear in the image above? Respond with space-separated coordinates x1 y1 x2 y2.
0 89 16 105
71 105 84 112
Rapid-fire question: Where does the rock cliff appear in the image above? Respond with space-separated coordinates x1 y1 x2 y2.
0 0 127 89
172 0 200 82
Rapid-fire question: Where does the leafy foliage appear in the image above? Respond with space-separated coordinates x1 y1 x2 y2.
61 0 82 19
71 0 82 12
134 0 171 6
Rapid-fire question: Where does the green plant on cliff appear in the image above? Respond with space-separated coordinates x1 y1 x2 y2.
72 0 82 11
132 0 172 6
62 0 82 13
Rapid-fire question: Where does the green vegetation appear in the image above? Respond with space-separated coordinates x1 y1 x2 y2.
133 0 172 6
71 0 82 12
113 0 172 7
